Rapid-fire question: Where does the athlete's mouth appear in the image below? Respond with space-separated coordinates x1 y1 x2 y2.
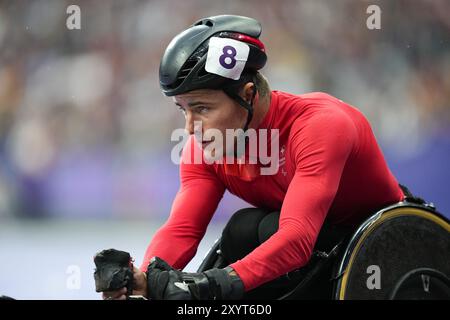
194 134 216 149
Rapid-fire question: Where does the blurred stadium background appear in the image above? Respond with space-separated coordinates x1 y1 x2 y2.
0 0 449 299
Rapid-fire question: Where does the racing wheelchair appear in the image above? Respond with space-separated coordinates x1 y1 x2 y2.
197 194 450 300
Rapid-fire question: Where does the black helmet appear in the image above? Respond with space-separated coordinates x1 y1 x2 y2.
159 15 268 130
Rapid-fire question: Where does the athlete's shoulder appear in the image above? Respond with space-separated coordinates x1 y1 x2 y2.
267 91 346 134
297 91 344 105
272 90 346 109
288 92 358 137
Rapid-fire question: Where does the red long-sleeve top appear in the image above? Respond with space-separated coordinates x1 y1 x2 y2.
141 91 404 291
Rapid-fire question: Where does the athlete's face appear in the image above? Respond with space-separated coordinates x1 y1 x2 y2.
173 88 249 160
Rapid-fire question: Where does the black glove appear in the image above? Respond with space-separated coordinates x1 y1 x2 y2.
93 248 134 297
146 257 244 300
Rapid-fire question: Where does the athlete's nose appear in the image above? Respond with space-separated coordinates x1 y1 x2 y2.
185 113 195 135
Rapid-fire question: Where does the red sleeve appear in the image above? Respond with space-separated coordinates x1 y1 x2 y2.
140 137 225 271
230 111 357 291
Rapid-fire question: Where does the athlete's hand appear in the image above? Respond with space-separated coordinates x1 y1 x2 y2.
102 266 147 300
130 266 148 297
102 287 127 300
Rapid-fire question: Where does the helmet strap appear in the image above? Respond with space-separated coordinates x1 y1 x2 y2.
223 75 257 132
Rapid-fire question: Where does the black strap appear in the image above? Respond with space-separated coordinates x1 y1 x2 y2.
223 74 257 132
204 268 244 300
182 273 211 300
399 184 426 205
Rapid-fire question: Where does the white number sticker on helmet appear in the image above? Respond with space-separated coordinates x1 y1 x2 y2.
205 37 250 80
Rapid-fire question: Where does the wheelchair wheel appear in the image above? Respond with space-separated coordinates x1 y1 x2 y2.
334 201 450 300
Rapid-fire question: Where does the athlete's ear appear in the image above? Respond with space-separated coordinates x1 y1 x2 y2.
242 82 255 104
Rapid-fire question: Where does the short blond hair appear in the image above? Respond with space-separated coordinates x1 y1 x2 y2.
254 72 270 99
236 71 270 100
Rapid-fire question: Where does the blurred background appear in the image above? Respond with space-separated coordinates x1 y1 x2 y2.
0 0 449 299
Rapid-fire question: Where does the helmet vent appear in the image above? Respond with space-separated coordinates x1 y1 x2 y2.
197 66 209 78
178 60 196 79
166 59 197 89
195 19 214 27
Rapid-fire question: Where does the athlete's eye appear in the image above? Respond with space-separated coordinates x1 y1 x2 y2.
178 106 186 115
195 106 209 114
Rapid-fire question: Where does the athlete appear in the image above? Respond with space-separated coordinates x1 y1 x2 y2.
102 15 405 300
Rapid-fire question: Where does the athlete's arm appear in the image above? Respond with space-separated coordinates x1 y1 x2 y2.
140 138 225 271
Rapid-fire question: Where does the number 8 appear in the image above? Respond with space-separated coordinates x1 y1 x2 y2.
219 45 237 69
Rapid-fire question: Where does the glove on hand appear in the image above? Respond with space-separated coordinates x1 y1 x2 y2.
93 248 134 297
146 257 244 300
